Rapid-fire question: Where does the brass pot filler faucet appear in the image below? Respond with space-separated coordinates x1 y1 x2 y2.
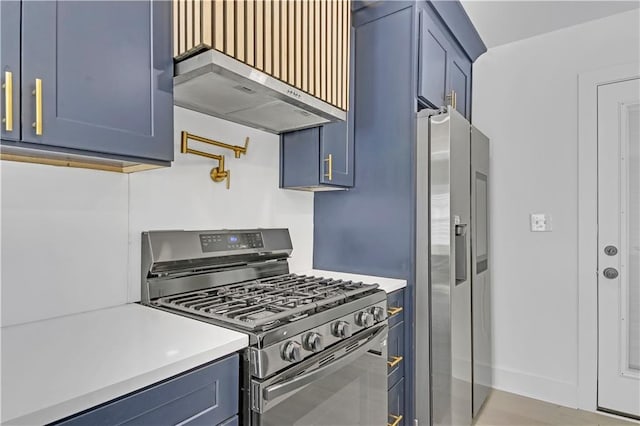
180 131 250 189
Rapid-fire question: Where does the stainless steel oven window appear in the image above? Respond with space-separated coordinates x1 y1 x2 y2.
476 172 489 273
250 324 389 426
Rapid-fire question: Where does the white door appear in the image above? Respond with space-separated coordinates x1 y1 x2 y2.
598 77 640 418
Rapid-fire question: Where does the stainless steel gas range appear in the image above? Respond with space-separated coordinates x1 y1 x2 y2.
141 228 388 426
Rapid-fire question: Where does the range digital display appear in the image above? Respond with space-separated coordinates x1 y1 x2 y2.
200 232 264 253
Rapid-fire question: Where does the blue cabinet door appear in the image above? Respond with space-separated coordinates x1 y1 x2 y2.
388 320 405 390
418 8 449 109
418 5 472 120
448 44 472 119
318 119 353 187
21 1 173 162
56 355 239 426
1 0 21 141
280 127 321 188
388 377 405 426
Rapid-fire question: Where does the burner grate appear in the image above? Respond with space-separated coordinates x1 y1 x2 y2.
154 274 378 330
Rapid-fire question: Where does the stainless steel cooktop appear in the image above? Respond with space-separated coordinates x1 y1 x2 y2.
153 273 378 331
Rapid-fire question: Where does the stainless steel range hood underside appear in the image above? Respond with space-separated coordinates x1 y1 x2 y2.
174 50 347 134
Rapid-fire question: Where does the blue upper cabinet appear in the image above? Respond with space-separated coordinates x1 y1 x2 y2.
280 33 355 190
418 8 450 110
1 0 21 142
2 0 173 167
418 5 472 119
280 116 355 190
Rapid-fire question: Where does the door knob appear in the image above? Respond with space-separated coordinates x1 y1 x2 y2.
603 268 619 279
604 245 618 256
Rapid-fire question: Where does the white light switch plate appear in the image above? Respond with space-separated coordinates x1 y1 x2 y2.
530 213 552 232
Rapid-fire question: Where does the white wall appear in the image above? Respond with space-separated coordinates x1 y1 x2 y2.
1 164 129 327
127 107 314 302
473 9 640 408
0 107 314 327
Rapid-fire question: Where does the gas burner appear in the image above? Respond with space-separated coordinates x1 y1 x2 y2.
155 273 377 331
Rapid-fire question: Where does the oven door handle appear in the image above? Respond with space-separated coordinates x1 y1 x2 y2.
263 324 388 403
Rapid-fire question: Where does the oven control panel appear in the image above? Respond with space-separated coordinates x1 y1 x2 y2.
200 231 264 252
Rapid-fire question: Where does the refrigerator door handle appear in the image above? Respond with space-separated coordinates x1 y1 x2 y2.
455 222 468 284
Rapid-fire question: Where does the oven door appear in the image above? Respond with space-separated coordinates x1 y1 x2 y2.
250 323 389 426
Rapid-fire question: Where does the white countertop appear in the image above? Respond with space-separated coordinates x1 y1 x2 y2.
1 304 248 425
301 269 407 294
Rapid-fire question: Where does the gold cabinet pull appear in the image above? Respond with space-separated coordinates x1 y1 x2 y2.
388 414 403 426
446 90 456 110
3 71 13 132
387 355 403 368
32 78 43 135
324 153 333 181
387 306 403 316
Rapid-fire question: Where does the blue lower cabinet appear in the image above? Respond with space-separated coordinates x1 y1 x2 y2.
388 377 405 426
216 416 238 426
184 413 238 426
53 354 239 426
387 289 406 425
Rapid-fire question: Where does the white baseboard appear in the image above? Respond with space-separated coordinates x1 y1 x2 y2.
492 366 579 409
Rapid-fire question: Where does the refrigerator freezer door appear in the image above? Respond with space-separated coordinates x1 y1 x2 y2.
471 126 492 417
415 111 431 426
430 110 473 426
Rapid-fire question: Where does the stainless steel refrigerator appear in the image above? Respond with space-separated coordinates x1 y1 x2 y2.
415 108 492 426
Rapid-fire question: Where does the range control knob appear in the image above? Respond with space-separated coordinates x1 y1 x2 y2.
281 341 302 362
303 332 324 352
370 306 386 322
355 311 374 327
332 321 352 339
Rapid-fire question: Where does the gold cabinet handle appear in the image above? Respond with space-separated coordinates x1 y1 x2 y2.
446 90 457 110
32 78 43 135
387 355 403 368
324 153 333 181
3 71 13 132
388 414 403 426
387 306 403 316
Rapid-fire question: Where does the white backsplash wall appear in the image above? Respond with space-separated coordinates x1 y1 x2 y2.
1 162 129 326
126 107 314 302
0 107 314 326
472 9 640 408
